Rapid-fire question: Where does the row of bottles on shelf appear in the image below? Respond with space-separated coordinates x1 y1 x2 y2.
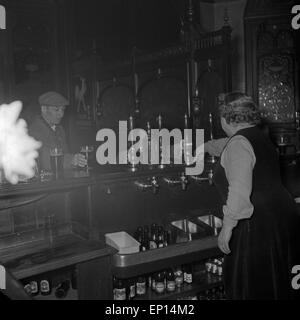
205 258 224 276
177 286 226 301
113 257 225 300
198 286 226 300
134 223 171 251
22 270 77 299
113 264 193 300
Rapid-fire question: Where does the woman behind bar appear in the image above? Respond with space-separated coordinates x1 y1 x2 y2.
205 92 298 300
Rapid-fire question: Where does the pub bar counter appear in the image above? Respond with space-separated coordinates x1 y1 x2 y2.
0 0 299 300
0 163 227 300
0 158 299 300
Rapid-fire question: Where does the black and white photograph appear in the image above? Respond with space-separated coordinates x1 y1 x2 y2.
0 0 300 307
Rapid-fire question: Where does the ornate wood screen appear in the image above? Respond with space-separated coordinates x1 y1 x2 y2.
244 0 299 149
70 26 232 149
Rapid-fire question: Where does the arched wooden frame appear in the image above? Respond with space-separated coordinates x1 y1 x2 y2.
97 82 134 120
136 73 188 129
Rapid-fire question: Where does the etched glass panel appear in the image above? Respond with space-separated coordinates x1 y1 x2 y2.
258 54 295 123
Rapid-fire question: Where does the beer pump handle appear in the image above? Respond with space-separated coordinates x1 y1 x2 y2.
129 115 135 131
129 115 135 146
184 114 189 129
158 115 163 130
209 113 214 140
146 121 151 136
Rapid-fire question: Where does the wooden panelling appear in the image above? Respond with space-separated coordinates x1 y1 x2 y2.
77 255 113 300
91 176 222 237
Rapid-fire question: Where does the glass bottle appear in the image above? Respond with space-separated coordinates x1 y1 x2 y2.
149 224 158 250
127 278 136 300
136 276 146 296
163 230 170 247
155 272 165 295
174 266 184 288
40 278 52 296
134 226 143 242
157 227 164 248
24 283 32 297
140 232 149 252
166 269 176 293
29 280 39 297
55 280 70 299
114 279 126 300
143 225 149 238
112 276 117 300
151 273 156 291
183 264 193 284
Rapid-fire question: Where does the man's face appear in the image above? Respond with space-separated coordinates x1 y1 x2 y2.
42 106 66 125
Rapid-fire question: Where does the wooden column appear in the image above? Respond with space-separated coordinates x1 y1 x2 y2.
77 255 113 300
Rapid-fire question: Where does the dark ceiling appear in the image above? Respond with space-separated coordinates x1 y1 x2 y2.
72 0 199 62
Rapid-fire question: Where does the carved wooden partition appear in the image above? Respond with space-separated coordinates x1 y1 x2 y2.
70 25 232 151
95 53 188 132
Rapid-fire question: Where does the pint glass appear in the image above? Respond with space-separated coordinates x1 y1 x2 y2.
50 147 64 180
80 145 94 170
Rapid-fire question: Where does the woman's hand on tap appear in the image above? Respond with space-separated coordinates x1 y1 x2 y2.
71 153 87 168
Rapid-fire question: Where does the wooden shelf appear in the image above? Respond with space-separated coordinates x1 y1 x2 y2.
0 229 115 280
134 272 223 300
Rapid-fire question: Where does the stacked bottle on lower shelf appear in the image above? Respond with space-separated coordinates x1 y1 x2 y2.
113 224 226 300
113 257 225 300
197 286 226 300
205 258 224 276
176 285 226 300
22 269 77 299
113 264 193 300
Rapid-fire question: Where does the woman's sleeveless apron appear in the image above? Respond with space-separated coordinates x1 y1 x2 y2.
213 126 296 299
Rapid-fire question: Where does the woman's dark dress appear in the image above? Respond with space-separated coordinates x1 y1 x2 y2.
213 126 297 300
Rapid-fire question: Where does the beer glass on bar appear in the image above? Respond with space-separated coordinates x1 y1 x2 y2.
50 147 64 180
80 145 94 171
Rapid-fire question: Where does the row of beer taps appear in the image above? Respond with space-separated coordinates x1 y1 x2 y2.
134 170 214 194
130 112 217 194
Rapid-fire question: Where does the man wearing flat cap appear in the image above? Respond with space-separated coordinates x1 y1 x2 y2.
29 91 87 170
